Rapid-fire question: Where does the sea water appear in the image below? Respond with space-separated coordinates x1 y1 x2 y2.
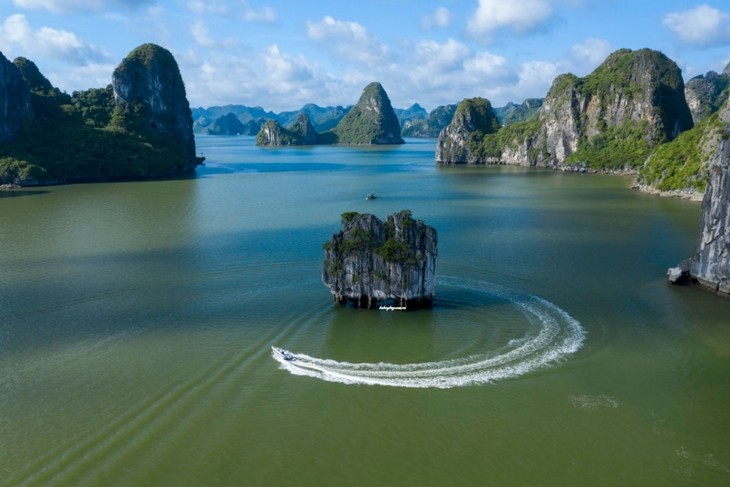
1 136 729 486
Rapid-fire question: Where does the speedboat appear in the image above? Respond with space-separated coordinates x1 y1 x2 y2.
366 193 377 200
271 346 295 361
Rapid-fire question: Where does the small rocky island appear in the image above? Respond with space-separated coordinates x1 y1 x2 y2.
322 210 437 309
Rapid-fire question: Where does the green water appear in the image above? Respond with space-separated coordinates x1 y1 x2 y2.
1 136 730 486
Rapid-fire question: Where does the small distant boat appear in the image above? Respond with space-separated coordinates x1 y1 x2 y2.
271 346 295 361
366 193 377 200
379 306 407 311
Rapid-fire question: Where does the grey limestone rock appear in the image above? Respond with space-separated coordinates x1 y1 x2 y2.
684 63 730 124
112 43 197 172
436 97 500 164
322 211 438 309
686 98 730 295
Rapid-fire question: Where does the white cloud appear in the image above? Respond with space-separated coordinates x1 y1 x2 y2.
13 0 154 13
421 7 452 30
467 0 554 41
415 38 470 73
242 1 277 23
190 21 216 47
306 16 389 67
663 4 730 47
180 44 335 111
571 37 612 67
49 62 117 92
187 0 276 23
187 0 229 15
0 14 108 66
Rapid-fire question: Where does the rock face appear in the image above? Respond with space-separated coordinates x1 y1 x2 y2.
402 104 456 138
684 64 730 124
208 112 245 135
436 97 500 164
335 82 404 145
684 98 730 294
112 43 197 172
322 210 438 309
0 52 33 142
438 49 693 170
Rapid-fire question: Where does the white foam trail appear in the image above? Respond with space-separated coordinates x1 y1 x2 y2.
272 277 585 388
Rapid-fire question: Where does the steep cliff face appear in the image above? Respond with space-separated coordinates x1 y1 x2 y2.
446 49 693 171
687 99 730 294
322 211 438 309
0 52 33 142
684 64 730 124
112 43 196 172
436 98 500 164
335 82 404 145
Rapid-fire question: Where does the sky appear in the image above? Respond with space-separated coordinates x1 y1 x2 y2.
0 1 729 112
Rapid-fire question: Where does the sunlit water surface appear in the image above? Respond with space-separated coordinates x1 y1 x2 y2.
1 136 729 486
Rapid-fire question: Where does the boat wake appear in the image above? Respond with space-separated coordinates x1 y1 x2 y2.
271 276 585 388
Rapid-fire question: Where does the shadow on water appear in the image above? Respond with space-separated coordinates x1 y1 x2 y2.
0 224 331 358
0 189 49 198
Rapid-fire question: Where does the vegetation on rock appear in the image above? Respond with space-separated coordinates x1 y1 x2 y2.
256 82 403 146
322 210 437 309
436 97 501 163
437 48 701 187
0 43 198 185
334 82 404 145
683 63 730 124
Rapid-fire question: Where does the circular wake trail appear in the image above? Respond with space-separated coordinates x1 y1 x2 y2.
272 277 585 388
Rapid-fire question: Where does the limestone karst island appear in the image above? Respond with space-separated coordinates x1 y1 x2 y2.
0 43 199 186
322 210 438 309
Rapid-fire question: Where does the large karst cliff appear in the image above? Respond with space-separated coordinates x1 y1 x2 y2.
437 49 693 171
112 43 197 173
0 52 33 143
684 98 730 295
0 43 197 185
436 98 500 164
336 82 404 145
322 211 437 309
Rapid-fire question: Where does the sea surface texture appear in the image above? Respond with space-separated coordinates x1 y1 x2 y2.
1 136 729 486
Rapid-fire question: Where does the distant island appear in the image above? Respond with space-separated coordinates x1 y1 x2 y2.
322 210 438 309
0 43 199 187
192 99 541 140
256 82 404 146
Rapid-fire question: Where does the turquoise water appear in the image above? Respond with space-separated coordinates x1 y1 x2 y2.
1 136 730 485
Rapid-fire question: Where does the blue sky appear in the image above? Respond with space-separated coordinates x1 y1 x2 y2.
1 1 729 112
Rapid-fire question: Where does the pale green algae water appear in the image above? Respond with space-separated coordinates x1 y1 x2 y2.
1 136 730 486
